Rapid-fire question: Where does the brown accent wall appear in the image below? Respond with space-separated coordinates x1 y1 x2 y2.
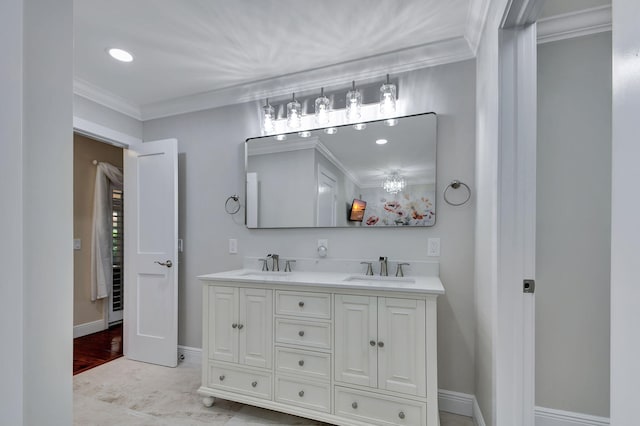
73 134 123 327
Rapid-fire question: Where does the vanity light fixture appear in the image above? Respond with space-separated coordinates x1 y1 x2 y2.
107 48 133 62
376 138 388 145
262 98 275 133
379 74 397 115
385 118 399 126
274 134 287 141
345 80 362 122
298 131 311 138
383 172 406 194
324 127 338 135
286 93 302 129
353 123 366 130
314 88 331 125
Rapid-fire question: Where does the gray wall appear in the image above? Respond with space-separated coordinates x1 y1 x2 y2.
536 32 611 417
143 59 477 395
74 94 143 140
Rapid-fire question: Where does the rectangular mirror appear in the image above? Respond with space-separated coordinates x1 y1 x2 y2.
245 112 437 228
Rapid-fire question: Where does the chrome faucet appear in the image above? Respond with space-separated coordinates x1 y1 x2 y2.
267 254 280 272
379 256 388 276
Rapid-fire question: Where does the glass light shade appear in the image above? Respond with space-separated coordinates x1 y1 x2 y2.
382 172 406 194
262 102 275 133
298 131 311 138
352 123 366 130
315 88 331 125
274 134 287 141
287 94 302 129
384 118 399 126
346 82 362 122
379 82 397 115
324 127 338 135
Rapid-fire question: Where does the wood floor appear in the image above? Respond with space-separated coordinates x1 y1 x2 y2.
73 323 123 375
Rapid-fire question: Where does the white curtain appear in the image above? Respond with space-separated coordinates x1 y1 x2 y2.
91 162 123 301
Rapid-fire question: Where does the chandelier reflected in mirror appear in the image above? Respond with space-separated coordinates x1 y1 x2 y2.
382 172 406 194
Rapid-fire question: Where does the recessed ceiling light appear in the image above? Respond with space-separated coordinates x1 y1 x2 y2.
107 48 133 63
376 139 388 145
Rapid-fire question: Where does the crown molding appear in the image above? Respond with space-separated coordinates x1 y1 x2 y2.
465 0 492 55
73 78 142 120
140 36 474 120
537 5 611 44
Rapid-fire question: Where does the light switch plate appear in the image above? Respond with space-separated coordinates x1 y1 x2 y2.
73 239 81 250
228 238 238 254
427 238 440 257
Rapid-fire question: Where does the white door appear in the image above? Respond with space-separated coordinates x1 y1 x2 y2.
378 297 426 396
317 166 337 226
239 288 272 368
124 138 178 367
208 286 238 364
334 294 378 387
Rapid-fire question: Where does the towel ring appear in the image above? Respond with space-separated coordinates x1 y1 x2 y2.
225 195 241 215
444 180 471 206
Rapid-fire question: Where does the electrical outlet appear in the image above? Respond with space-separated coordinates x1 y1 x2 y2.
427 238 440 257
229 238 238 254
73 239 81 250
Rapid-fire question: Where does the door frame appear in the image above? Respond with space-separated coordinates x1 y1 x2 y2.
73 116 141 331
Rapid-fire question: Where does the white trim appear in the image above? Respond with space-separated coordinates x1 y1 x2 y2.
73 78 142 120
73 319 106 338
438 389 474 417
535 407 610 426
537 6 611 44
473 396 487 426
177 345 202 365
73 116 141 148
465 0 492 55
140 36 473 120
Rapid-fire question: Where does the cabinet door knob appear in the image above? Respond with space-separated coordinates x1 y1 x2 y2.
219 375 225 381
378 341 384 348
398 411 405 419
352 402 358 409
298 330 305 337
298 301 305 307
238 324 244 330
369 340 376 347
298 390 304 397
298 360 304 366
232 323 237 329
251 381 258 388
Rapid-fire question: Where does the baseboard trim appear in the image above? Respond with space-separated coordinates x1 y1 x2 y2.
535 407 609 426
73 319 106 338
177 345 202 365
473 397 487 426
438 389 474 417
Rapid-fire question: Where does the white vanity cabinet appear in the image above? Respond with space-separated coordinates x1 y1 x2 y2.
198 271 442 426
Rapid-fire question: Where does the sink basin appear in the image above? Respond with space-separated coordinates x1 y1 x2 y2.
344 275 415 284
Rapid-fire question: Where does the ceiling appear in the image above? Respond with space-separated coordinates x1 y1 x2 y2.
73 0 612 120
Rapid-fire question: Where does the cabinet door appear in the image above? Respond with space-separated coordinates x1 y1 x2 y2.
334 294 377 387
377 297 426 396
239 288 273 368
208 286 238 363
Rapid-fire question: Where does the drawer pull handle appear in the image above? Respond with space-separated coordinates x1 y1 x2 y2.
298 301 305 307
378 341 384 348
369 340 376 346
238 324 244 330
231 323 237 329
352 402 358 409
298 390 304 397
398 411 405 419
298 360 304 366
219 375 225 381
251 381 258 388
298 330 305 337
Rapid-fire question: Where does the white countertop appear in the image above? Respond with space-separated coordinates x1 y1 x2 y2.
198 269 444 295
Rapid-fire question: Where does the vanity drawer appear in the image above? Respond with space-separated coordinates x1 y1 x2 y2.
334 386 427 426
207 363 272 400
275 318 332 350
276 290 331 319
275 347 331 381
275 376 331 413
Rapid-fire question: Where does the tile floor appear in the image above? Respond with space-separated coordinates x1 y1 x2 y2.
74 358 473 426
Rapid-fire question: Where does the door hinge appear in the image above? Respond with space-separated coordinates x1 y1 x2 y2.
523 279 535 294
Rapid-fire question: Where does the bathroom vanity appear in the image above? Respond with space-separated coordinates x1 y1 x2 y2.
198 266 444 426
